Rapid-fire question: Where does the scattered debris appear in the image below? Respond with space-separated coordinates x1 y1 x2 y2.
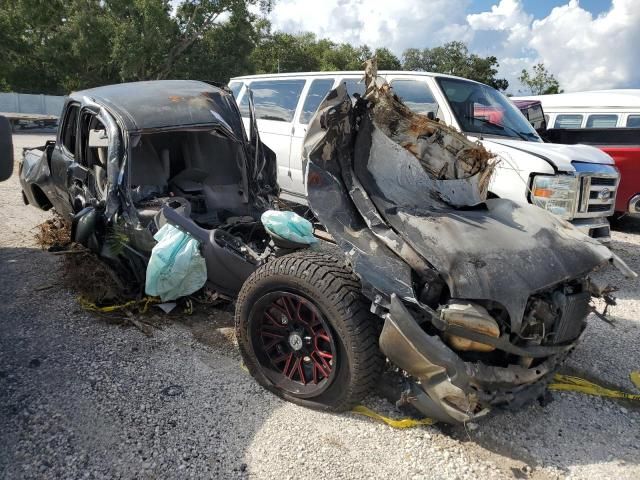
155 302 177 314
34 214 71 250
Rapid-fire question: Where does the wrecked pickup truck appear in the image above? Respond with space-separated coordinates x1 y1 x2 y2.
19 73 635 424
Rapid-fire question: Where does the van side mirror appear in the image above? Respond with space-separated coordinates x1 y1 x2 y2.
0 116 13 181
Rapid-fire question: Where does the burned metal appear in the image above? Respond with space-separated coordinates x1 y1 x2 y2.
303 60 635 423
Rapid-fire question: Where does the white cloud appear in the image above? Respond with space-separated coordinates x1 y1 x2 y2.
267 0 472 55
264 0 640 92
528 0 640 92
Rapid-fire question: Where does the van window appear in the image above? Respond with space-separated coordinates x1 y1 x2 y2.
554 114 583 129
61 104 80 156
299 78 334 124
586 114 618 128
341 78 365 101
228 81 243 98
390 79 439 117
239 79 306 122
626 115 640 127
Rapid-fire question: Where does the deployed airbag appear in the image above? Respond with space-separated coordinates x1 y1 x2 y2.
145 224 207 301
261 210 318 245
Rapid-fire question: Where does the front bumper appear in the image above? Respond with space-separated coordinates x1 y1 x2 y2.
570 216 611 241
627 194 640 216
379 295 574 424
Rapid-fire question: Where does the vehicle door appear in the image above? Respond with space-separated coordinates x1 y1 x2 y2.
49 102 81 217
288 77 337 200
238 79 306 196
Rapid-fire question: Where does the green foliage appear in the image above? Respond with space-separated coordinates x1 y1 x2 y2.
374 48 401 70
401 41 509 91
1 2 518 95
518 63 562 95
0 0 271 93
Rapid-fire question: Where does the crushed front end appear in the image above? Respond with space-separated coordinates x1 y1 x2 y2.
303 61 636 424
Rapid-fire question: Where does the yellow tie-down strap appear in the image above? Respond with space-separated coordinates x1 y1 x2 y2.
352 371 640 429
352 405 435 428
549 371 640 401
78 296 160 314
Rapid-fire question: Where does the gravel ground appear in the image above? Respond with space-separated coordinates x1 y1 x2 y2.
1 133 639 479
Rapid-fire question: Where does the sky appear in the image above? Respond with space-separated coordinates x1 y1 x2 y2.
262 0 640 94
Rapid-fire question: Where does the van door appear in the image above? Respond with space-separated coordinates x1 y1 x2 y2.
288 77 336 200
238 79 306 195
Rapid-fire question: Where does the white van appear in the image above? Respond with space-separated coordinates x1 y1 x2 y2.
514 90 640 129
229 71 619 240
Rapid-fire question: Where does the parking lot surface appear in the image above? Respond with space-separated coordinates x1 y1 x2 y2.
1 133 639 479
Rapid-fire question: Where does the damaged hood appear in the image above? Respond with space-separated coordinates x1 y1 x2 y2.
303 63 616 332
480 137 615 172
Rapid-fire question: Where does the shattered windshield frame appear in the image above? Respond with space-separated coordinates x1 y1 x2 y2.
436 77 541 142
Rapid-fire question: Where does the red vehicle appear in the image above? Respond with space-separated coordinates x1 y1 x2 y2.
513 100 640 217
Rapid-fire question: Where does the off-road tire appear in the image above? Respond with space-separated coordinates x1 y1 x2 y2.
235 250 384 411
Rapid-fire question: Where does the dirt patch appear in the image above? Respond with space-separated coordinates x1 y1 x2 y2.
34 214 71 250
61 244 130 305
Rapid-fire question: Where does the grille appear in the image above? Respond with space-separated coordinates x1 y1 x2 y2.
572 163 619 218
552 291 590 344
590 177 616 187
588 204 613 213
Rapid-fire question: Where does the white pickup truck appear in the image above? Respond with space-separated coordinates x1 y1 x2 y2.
229 71 619 240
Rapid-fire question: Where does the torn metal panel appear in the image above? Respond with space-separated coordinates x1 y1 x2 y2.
363 60 497 201
305 87 417 304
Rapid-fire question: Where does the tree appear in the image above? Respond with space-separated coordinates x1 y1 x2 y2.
374 47 401 70
0 0 272 93
251 31 324 73
157 0 273 79
518 63 562 95
401 41 509 91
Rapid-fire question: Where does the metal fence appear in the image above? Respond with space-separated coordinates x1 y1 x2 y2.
0 92 65 117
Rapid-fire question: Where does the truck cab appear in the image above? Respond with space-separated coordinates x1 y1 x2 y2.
230 71 619 240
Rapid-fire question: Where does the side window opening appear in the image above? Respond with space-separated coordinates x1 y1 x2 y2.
554 114 583 129
78 110 109 199
228 81 243 99
79 111 107 168
625 115 640 128
239 79 306 122
61 104 80 155
299 78 335 124
390 79 440 118
341 78 365 103
586 114 618 128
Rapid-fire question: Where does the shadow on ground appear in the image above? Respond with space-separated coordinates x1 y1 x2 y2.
0 246 278 478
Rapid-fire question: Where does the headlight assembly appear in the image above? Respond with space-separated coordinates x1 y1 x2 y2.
530 174 578 220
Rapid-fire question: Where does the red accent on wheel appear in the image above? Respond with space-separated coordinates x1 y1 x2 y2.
253 292 337 395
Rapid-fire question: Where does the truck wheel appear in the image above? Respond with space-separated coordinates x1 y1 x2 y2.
235 251 384 411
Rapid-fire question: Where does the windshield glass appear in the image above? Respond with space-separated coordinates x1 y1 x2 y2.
437 77 541 142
